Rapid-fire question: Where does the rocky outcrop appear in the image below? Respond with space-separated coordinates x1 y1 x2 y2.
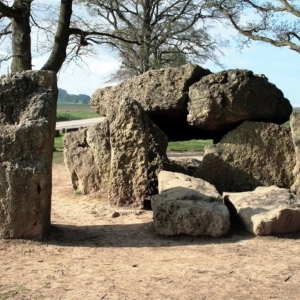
63 97 169 207
195 121 295 193
0 71 57 239
188 69 292 140
91 64 211 141
151 171 230 237
290 111 300 194
224 186 300 236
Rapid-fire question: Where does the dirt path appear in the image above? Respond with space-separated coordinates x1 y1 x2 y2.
1 162 300 299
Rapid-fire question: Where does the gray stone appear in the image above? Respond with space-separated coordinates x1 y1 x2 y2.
224 186 300 235
0 71 57 239
108 97 149 207
91 64 211 141
63 99 169 206
188 69 292 140
151 171 230 237
290 111 300 194
63 128 102 194
195 121 295 193
86 120 111 184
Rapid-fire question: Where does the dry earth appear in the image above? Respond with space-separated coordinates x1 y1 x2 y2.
1 157 300 299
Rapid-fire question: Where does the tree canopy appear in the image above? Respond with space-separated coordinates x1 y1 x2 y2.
75 0 227 81
0 0 227 80
210 0 300 54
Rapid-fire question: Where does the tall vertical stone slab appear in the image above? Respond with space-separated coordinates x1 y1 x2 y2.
0 71 57 239
290 111 300 194
108 97 149 208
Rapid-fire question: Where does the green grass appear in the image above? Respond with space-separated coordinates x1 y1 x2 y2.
167 139 212 152
54 134 64 149
53 135 64 164
56 110 99 121
57 103 93 111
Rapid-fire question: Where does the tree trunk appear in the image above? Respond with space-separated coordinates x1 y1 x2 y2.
11 0 32 72
140 0 152 73
42 0 73 73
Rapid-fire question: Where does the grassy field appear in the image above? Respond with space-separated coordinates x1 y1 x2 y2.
56 103 99 121
56 111 99 121
57 103 93 111
54 134 211 154
167 139 212 152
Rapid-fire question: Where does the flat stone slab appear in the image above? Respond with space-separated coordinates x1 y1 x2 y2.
224 186 300 236
151 171 230 237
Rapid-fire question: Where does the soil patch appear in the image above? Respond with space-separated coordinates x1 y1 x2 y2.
1 162 300 299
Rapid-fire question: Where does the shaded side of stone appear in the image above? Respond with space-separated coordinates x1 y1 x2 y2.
195 121 295 193
147 120 169 196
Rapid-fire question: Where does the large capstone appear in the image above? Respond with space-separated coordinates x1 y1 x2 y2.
188 69 292 141
0 71 57 239
91 64 211 141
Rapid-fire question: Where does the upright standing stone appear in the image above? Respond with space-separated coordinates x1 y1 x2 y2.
290 111 300 194
108 97 149 208
0 71 57 239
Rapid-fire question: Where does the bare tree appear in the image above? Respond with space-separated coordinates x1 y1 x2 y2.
210 0 300 54
0 0 76 72
75 0 227 81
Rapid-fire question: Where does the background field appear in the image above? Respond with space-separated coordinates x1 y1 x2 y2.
55 103 212 155
57 103 94 111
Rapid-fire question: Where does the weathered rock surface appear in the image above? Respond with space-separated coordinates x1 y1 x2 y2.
290 111 300 194
86 120 111 184
195 121 295 193
63 98 169 206
151 171 230 237
91 64 211 141
63 128 103 195
108 97 149 207
224 186 300 235
0 71 57 239
188 69 292 140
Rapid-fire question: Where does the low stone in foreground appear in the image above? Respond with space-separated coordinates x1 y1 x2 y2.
224 186 300 236
151 171 230 237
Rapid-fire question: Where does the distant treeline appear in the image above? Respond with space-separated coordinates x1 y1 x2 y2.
58 88 90 104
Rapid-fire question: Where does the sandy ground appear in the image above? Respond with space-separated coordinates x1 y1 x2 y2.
1 160 300 299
